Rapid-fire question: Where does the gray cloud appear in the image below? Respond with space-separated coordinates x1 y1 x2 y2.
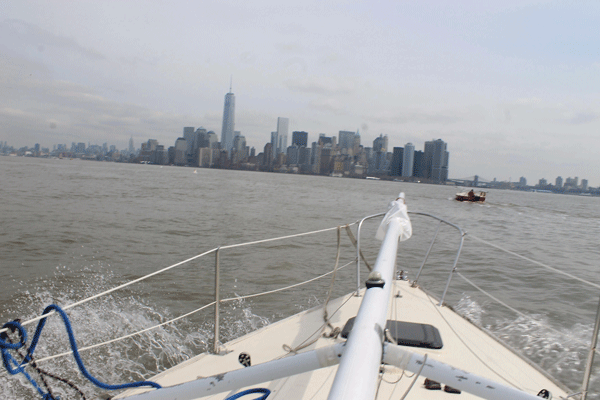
2 19 106 61
239 51 256 64
0 50 52 84
364 111 461 125
281 57 309 75
508 98 599 126
2 2 600 185
285 77 355 95
275 42 306 54
308 98 346 115
1 67 188 148
564 112 597 125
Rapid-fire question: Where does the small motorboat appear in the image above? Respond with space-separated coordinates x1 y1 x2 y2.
455 189 486 203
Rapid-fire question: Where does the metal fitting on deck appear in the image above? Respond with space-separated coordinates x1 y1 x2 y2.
366 271 385 289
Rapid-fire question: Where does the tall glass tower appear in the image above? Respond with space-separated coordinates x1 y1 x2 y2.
424 139 449 181
402 142 415 177
276 117 289 155
220 82 236 154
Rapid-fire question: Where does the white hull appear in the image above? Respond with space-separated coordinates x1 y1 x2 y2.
118 279 568 399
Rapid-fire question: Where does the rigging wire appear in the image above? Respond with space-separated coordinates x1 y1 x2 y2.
455 271 597 354
398 354 427 400
468 235 600 291
4 226 357 368
27 258 357 366
0 223 357 336
32 301 217 365
425 293 522 389
283 226 349 354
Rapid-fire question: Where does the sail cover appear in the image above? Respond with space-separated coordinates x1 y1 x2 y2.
376 193 412 242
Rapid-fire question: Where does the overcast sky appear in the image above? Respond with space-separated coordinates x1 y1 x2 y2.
1 1 599 185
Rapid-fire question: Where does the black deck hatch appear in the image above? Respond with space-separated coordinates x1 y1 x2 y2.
340 317 443 349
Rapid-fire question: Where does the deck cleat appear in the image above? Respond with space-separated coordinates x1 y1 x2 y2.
424 378 442 390
444 385 462 394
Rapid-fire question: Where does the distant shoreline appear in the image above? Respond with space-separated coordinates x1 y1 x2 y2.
2 153 598 197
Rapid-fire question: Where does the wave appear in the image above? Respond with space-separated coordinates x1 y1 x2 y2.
0 270 272 399
455 295 598 398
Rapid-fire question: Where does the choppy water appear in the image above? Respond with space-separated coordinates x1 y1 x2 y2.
1 156 599 399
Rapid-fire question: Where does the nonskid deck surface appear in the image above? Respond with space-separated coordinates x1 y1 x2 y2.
118 280 568 400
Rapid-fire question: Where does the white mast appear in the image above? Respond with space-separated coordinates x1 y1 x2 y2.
328 193 411 400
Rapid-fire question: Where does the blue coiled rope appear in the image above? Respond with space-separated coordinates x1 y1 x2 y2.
1 304 161 399
225 388 270 400
0 320 54 399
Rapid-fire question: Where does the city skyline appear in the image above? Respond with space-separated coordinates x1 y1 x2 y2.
0 81 591 186
2 128 592 191
0 87 592 188
1 2 599 186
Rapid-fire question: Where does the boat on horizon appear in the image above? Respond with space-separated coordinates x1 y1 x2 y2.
1 193 597 400
455 190 486 203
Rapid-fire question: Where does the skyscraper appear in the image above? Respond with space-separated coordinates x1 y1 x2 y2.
287 146 300 165
174 137 187 166
183 127 196 164
353 131 361 155
423 141 434 179
581 179 588 190
276 117 289 155
195 127 208 148
220 82 236 154
390 147 404 176
338 131 356 151
424 139 449 182
270 132 278 159
413 150 425 178
402 143 415 177
292 131 308 147
373 134 388 153
233 134 246 153
555 176 563 188
232 135 247 164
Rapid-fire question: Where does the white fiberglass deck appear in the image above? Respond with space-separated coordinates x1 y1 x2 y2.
118 279 568 400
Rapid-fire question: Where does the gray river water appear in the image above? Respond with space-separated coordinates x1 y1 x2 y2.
1 156 599 398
